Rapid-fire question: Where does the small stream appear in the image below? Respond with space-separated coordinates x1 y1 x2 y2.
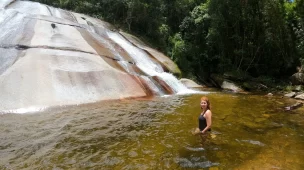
1 92 304 169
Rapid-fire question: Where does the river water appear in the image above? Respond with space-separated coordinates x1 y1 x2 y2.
1 92 304 169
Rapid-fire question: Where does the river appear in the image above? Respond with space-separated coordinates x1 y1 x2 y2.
1 92 304 169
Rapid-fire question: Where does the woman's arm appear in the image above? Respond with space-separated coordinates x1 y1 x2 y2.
201 110 212 133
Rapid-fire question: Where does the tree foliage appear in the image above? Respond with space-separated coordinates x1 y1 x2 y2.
31 0 304 81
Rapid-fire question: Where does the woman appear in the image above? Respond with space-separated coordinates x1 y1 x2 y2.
194 96 212 135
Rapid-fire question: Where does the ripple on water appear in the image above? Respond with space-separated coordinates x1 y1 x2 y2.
238 139 266 146
175 157 220 169
184 146 205 152
1 94 304 169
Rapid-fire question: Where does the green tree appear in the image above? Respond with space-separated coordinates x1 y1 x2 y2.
206 0 299 77
31 0 303 82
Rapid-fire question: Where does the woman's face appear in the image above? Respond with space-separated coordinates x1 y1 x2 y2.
200 100 208 109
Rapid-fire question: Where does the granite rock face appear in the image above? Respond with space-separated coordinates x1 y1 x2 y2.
0 0 187 112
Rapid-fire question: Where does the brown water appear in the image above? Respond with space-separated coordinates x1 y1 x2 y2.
1 92 304 170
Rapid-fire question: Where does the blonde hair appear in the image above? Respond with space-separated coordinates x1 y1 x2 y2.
201 96 211 110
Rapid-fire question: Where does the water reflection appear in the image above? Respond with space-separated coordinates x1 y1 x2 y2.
0 93 304 169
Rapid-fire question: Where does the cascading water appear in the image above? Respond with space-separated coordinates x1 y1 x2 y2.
86 27 141 75
85 23 196 95
140 75 165 95
0 0 204 112
106 30 196 94
107 31 164 74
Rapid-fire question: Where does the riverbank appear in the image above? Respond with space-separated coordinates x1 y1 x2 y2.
190 73 304 111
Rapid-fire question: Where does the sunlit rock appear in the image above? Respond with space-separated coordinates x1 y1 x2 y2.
284 102 303 111
120 32 181 77
0 0 189 112
284 92 296 98
0 0 14 9
30 20 97 54
294 93 304 100
221 81 243 92
179 78 204 89
210 74 244 92
0 48 147 110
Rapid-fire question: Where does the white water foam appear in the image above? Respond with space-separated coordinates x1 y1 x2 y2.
0 106 47 114
140 75 165 95
106 31 201 95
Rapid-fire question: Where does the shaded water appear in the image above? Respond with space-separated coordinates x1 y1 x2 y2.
1 93 304 169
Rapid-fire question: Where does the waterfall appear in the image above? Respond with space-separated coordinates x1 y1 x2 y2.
0 0 204 112
107 31 163 74
106 31 196 94
140 76 165 95
85 25 196 95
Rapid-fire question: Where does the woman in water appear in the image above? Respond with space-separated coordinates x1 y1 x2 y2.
194 96 212 135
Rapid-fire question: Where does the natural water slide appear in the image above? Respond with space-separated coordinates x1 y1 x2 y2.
0 0 195 113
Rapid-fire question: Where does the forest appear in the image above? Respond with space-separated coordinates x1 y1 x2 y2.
31 0 304 88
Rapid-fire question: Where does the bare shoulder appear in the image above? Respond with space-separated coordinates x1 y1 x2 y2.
206 110 212 116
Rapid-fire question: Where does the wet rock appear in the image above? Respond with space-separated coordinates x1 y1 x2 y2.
210 74 244 92
179 78 204 89
0 48 148 111
240 140 265 146
221 81 244 92
284 102 303 111
0 0 186 111
120 31 182 77
284 92 296 98
128 151 138 158
151 76 174 94
294 93 304 100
